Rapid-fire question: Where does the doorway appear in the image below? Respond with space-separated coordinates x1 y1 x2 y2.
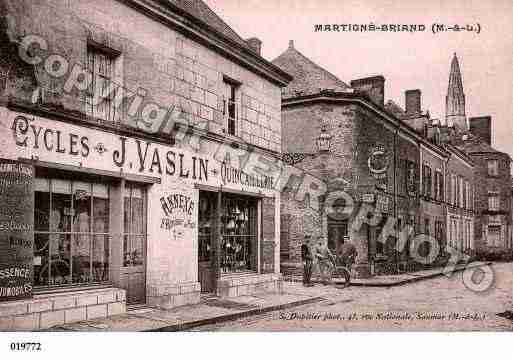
198 191 217 293
327 219 348 254
120 183 147 304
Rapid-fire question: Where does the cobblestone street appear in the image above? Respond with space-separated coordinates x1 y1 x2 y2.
192 263 513 331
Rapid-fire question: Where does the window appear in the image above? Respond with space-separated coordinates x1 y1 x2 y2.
123 184 146 267
451 174 456 206
434 170 443 201
488 160 499 176
487 225 501 246
458 177 464 208
86 46 117 122
463 181 467 209
488 192 500 211
423 165 432 199
33 178 110 288
223 78 240 136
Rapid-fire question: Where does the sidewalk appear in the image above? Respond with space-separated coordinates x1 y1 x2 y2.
47 261 491 332
48 291 323 332
284 261 492 287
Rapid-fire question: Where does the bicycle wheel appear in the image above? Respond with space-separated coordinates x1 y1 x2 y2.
335 267 351 288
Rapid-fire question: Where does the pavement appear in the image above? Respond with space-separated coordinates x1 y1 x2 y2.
192 262 513 331
47 261 497 332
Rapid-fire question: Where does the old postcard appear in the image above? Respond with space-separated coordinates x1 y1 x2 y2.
0 0 512 346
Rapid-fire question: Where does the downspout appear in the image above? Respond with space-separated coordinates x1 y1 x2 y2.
394 126 398 273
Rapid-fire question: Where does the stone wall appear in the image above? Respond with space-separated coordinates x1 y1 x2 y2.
470 152 511 251
1 0 282 152
0 287 125 331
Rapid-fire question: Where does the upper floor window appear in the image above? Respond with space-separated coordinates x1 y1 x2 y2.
222 76 241 136
86 45 118 122
434 170 443 201
458 176 464 208
463 180 467 209
488 160 499 176
422 165 432 199
488 192 500 211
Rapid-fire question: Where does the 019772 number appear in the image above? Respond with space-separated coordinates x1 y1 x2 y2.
10 342 42 351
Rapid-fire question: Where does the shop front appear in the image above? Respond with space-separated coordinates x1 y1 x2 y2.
0 106 281 330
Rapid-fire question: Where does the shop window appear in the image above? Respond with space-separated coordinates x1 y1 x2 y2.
86 45 118 122
33 178 110 288
123 184 146 267
221 194 257 272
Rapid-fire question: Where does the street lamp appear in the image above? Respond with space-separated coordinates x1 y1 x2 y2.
316 124 331 152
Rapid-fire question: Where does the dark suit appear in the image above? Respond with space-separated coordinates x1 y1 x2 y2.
301 244 313 285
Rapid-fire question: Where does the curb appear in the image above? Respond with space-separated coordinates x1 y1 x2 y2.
147 296 324 332
284 262 492 288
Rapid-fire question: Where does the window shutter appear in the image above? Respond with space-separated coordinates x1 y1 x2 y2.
261 197 276 273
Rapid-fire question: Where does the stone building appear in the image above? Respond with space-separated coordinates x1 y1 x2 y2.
274 41 431 278
0 0 291 330
442 54 511 253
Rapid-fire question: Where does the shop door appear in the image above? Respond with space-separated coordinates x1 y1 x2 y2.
121 184 147 304
198 191 217 293
327 220 348 254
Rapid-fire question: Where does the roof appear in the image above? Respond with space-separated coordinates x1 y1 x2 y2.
271 41 351 98
166 0 251 50
455 132 510 159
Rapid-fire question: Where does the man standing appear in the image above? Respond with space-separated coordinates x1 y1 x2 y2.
301 236 313 286
315 238 334 283
338 235 357 270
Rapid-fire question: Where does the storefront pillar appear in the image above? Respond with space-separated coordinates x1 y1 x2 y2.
109 179 125 291
211 189 222 292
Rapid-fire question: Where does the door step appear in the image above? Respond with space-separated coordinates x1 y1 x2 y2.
127 303 152 313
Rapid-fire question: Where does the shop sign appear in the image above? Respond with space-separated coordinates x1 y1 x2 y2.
375 194 390 214
367 145 389 190
11 114 211 182
220 162 274 190
160 193 196 240
0 160 34 301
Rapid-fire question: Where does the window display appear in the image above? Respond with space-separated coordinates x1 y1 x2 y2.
33 178 110 288
220 194 257 273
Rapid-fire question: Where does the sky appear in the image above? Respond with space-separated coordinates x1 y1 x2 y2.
204 0 513 157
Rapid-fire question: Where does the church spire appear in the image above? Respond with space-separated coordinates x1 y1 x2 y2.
445 53 467 130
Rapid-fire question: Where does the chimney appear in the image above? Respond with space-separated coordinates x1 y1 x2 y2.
405 89 421 115
469 116 492 145
350 75 385 107
246 37 262 56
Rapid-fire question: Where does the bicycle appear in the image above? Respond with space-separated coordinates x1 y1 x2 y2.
323 254 352 287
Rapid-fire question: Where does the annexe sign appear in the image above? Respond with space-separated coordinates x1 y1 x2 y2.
0 160 34 301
